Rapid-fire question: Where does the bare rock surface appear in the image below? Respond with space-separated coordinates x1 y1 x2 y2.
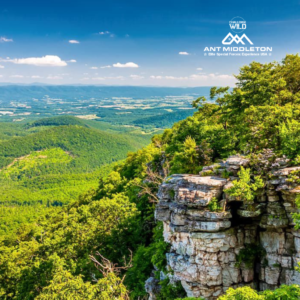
147 155 300 299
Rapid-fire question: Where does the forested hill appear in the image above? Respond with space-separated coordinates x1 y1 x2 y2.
28 115 88 128
0 125 142 171
0 119 150 235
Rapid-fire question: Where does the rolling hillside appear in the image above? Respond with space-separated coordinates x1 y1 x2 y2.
0 118 151 234
0 124 146 170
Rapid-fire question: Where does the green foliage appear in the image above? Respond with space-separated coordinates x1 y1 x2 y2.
207 197 222 212
218 285 300 300
0 122 149 234
221 169 232 179
29 116 88 128
225 167 264 202
261 284 300 299
132 110 196 129
218 286 265 300
292 194 300 229
0 191 138 299
0 125 143 170
0 137 159 299
35 265 128 300
125 222 170 298
157 278 186 300
235 244 266 268
171 137 212 174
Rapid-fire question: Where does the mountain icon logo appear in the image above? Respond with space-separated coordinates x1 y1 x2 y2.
222 33 253 45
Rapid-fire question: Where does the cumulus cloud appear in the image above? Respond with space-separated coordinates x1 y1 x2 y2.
47 75 63 79
0 37 13 42
130 75 144 79
197 68 203 71
150 75 163 79
92 76 124 80
31 75 43 79
0 65 4 69
149 73 233 81
90 67 98 70
179 52 189 55
208 73 233 79
113 62 139 68
10 75 24 78
68 59 77 63
100 65 111 69
165 76 189 80
99 31 110 35
1 55 67 67
69 40 80 44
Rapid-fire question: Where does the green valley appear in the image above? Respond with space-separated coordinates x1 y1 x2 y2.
0 116 152 235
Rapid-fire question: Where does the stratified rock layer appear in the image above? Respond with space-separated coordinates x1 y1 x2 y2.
151 155 300 300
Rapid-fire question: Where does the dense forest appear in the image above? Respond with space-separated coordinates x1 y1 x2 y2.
2 55 300 299
0 119 151 236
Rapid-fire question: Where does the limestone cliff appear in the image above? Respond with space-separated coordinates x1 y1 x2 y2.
146 155 300 299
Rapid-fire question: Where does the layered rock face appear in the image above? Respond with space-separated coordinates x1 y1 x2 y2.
151 155 300 299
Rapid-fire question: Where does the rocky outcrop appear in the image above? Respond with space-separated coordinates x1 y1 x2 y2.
149 155 300 299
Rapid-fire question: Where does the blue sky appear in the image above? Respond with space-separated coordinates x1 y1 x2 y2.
0 0 300 86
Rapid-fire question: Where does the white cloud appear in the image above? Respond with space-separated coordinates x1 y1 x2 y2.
179 52 190 55
0 37 13 42
190 74 208 80
149 73 233 81
31 75 43 79
90 66 98 70
10 75 24 78
99 31 110 35
0 75 3 78
130 75 144 79
215 74 232 79
150 75 163 79
165 76 189 80
2 55 67 67
100 65 111 69
47 75 63 79
113 62 139 68
208 73 233 79
69 40 80 44
0 65 4 69
68 59 77 63
197 68 203 71
92 76 124 80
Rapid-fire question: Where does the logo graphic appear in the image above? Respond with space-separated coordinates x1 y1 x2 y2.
222 33 253 45
229 16 246 33
203 16 272 57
